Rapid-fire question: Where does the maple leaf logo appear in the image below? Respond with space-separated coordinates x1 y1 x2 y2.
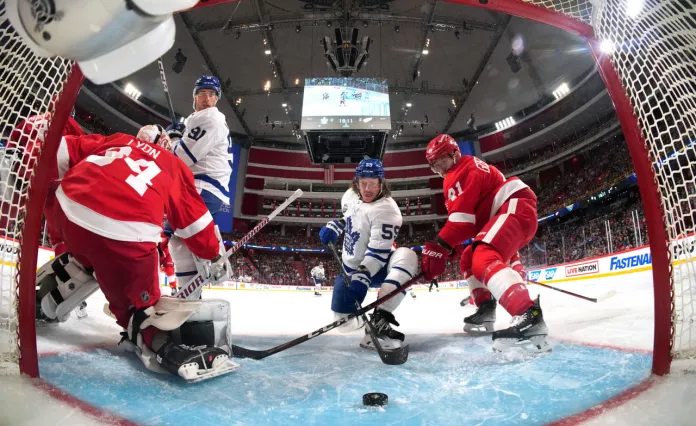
343 216 361 256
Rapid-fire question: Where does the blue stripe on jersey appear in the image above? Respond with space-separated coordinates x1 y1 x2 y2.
366 245 392 254
343 263 356 274
176 271 197 277
383 279 402 288
365 252 389 263
194 174 231 197
176 142 198 164
391 266 413 277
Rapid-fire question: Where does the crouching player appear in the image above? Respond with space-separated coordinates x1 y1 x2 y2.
35 125 238 382
319 159 418 350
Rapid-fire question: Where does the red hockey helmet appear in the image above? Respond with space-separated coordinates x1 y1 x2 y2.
426 134 461 174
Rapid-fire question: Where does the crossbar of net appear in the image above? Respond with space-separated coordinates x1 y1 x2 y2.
0 0 74 374
522 0 696 358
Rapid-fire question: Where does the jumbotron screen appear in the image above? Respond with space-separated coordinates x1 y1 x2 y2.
301 77 391 131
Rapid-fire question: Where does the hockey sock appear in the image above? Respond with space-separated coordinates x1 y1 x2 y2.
471 288 492 306
472 244 532 316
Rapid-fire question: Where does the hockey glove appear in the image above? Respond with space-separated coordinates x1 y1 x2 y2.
421 240 451 281
319 219 345 246
166 122 185 141
331 267 371 314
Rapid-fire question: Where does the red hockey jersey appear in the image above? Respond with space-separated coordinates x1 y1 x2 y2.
51 133 219 260
438 155 535 247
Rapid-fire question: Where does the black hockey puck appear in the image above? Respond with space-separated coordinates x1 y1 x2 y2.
363 392 388 407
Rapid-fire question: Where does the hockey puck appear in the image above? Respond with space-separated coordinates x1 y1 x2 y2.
363 392 388 407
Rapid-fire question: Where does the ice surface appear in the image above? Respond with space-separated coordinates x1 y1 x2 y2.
1 270 695 425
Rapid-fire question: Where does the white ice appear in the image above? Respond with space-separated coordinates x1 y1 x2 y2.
2 270 696 425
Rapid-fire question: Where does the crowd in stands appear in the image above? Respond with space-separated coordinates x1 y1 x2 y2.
533 139 634 215
522 192 646 267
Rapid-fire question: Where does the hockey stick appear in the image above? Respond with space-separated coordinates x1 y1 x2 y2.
328 242 409 365
173 189 303 299
527 279 616 303
231 272 423 360
157 57 178 124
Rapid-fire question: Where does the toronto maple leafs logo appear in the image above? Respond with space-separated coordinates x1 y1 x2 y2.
343 216 361 256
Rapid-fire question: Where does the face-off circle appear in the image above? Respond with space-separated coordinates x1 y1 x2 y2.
362 392 388 407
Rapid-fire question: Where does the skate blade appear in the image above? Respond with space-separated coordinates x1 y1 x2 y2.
181 356 241 383
463 322 494 334
359 337 403 351
492 335 552 354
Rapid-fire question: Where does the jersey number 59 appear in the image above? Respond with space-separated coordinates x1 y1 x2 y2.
381 224 400 239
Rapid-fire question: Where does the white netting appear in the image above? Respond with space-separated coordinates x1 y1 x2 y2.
0 0 74 374
523 0 696 359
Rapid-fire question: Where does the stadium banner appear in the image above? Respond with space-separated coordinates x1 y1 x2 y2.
526 235 695 283
216 139 243 233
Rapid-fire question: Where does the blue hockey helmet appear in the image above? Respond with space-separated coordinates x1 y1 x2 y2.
355 158 385 180
193 75 221 97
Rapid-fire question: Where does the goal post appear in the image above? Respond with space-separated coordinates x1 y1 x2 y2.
447 0 692 375
0 0 80 377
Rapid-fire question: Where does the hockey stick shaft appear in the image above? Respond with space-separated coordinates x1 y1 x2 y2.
231 272 423 359
174 189 303 299
527 279 607 303
157 58 178 124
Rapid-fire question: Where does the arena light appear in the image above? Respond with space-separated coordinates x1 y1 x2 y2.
495 116 516 131
553 82 570 100
264 80 271 91
600 39 615 54
264 49 272 55
626 0 645 18
282 103 287 108
124 83 141 100
422 49 429 55
406 102 412 108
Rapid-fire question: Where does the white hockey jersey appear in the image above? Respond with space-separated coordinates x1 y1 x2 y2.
173 107 232 204
311 265 325 280
340 188 402 277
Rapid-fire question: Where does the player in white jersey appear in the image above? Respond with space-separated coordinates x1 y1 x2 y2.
319 159 418 350
310 262 325 296
165 76 233 298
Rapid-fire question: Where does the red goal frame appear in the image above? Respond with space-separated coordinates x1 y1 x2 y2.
14 0 673 377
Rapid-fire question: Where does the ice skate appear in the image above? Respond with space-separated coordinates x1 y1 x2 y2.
463 298 497 333
314 291 322 296
360 309 405 351
410 291 417 299
170 287 178 296
156 341 240 383
75 301 88 319
492 296 551 354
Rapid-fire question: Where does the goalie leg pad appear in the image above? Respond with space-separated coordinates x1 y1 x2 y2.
175 299 232 352
37 253 99 322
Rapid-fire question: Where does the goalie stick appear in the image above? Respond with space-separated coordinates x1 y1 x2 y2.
527 279 616 303
328 242 409 365
173 188 303 299
231 272 423 360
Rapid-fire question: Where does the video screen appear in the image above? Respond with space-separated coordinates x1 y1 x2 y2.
301 77 391 130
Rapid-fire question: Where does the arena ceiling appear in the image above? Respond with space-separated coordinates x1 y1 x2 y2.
124 0 596 145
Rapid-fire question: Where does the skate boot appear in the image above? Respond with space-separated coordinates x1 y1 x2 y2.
360 309 405 351
314 291 322 296
156 341 240 383
492 296 551 353
410 291 417 299
170 287 177 296
75 301 88 319
463 298 497 333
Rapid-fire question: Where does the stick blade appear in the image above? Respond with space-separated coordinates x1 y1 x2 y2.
378 344 410 365
595 289 617 302
231 344 267 360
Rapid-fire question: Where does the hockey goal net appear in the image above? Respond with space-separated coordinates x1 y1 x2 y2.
0 0 693 377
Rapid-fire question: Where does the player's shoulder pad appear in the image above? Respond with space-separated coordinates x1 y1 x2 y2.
367 197 402 222
185 107 227 128
341 188 360 214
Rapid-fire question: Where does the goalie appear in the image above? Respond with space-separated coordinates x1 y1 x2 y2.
35 125 238 382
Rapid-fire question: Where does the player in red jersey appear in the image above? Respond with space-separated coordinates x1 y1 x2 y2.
35 126 238 382
420 134 550 353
